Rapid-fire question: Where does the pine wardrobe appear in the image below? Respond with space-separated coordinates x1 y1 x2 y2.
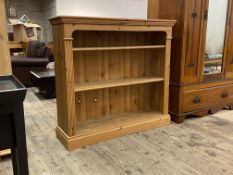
148 0 233 123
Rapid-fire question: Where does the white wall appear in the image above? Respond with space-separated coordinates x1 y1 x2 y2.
5 0 57 42
6 0 44 40
205 0 228 55
56 0 148 19
43 0 56 42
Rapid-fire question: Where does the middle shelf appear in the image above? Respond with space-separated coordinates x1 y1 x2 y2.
74 77 164 92
73 45 166 52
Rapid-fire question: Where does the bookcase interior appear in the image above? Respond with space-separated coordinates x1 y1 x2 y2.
73 31 166 84
50 16 175 150
72 31 166 47
72 30 166 132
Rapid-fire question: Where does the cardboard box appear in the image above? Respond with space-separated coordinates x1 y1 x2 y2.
9 20 41 42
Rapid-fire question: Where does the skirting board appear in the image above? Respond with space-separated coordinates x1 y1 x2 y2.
56 115 170 151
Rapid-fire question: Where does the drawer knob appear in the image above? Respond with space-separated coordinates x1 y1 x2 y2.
204 10 208 20
192 12 198 18
188 63 195 68
193 96 201 104
221 92 228 98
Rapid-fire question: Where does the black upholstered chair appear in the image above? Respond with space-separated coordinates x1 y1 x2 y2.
11 41 51 87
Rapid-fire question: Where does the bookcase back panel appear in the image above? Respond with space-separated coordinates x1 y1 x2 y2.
73 49 164 83
75 83 163 124
72 31 166 47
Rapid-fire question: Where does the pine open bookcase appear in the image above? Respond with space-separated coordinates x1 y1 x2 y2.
50 16 176 150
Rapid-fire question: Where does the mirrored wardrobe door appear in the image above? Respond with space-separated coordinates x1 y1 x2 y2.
203 0 228 80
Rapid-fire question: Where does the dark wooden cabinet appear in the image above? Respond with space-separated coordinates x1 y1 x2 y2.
148 0 233 123
224 3 233 78
0 75 28 175
183 0 206 84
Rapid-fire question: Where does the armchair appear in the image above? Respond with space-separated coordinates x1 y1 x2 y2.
11 41 51 87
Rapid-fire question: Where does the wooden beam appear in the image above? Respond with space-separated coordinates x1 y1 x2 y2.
0 0 12 161
0 149 11 158
147 0 160 19
0 0 12 75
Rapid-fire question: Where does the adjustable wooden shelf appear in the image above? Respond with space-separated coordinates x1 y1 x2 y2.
50 16 175 150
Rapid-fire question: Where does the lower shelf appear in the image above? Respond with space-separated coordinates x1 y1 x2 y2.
74 77 164 92
56 111 170 150
76 111 165 135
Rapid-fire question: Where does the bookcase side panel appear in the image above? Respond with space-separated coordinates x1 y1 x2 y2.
53 25 76 136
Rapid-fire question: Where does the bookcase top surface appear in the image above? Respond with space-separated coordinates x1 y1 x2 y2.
50 16 176 27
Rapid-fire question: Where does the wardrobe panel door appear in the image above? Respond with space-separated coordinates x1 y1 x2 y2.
225 1 233 78
183 0 205 83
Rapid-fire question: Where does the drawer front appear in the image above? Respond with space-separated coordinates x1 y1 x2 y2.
182 84 233 113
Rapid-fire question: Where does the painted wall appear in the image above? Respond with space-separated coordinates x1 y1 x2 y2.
6 0 45 40
205 0 228 55
56 0 148 19
43 0 56 42
5 0 56 42
6 0 147 42
6 0 228 45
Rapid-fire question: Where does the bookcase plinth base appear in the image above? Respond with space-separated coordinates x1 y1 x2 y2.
56 114 170 151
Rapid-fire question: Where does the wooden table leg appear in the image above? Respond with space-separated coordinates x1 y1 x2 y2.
13 103 29 175
11 147 19 175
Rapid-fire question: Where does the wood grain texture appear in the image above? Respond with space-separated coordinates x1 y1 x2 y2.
147 0 160 19
224 0 233 78
50 16 176 27
52 27 76 136
0 0 12 75
183 83 233 112
148 0 233 123
57 112 170 150
74 77 164 92
0 149 11 158
73 45 165 51
1 89 233 175
51 17 175 149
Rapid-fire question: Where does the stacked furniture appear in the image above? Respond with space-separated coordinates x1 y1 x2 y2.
148 0 233 123
50 16 175 150
8 41 28 55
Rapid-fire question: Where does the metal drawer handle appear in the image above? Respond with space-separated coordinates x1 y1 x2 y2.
193 96 201 104
221 92 228 98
